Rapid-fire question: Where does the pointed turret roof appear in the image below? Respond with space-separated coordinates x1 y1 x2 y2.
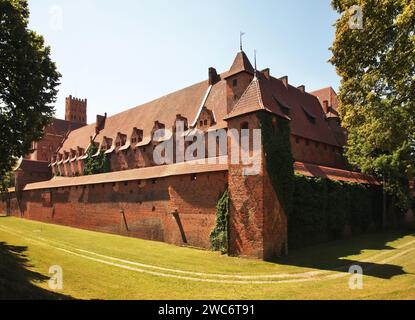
224 73 290 120
225 51 255 78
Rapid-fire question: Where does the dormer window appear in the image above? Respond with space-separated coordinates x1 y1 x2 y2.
115 132 127 149
274 96 290 116
196 107 215 130
76 147 84 157
131 127 143 146
101 137 113 151
302 106 316 124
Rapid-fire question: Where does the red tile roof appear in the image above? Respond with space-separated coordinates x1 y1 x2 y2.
17 158 379 192
225 74 290 120
226 51 254 78
22 157 228 191
58 52 342 157
294 162 379 185
46 118 85 136
14 159 51 173
310 87 339 111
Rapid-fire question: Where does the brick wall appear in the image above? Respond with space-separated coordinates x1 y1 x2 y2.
291 135 347 169
3 172 227 249
227 113 288 260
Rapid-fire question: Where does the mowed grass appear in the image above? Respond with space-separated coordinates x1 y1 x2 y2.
0 216 414 300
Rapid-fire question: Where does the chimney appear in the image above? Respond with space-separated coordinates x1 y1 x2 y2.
261 68 270 79
280 76 288 88
322 100 329 114
95 113 107 134
208 67 219 85
298 85 305 93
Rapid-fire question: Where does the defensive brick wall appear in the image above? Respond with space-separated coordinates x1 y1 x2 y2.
1 171 227 249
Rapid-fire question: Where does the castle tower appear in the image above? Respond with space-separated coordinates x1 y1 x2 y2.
225 74 290 260
65 95 87 125
224 51 255 113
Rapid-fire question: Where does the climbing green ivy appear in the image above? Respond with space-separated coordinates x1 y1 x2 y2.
210 188 229 254
290 174 383 249
83 143 111 176
258 111 295 215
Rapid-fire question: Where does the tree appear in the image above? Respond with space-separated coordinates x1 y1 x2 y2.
0 0 61 188
0 170 14 191
330 0 415 209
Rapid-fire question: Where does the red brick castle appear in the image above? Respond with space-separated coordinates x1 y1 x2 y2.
1 50 378 260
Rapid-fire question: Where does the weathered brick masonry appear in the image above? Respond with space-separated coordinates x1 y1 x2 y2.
5 171 227 249
1 49 385 260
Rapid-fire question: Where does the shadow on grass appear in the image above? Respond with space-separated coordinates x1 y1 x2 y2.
0 242 73 300
274 231 414 280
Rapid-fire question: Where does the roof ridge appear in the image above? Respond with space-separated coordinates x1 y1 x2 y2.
254 77 266 110
228 77 263 116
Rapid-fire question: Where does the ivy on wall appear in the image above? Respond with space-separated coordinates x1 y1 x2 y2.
210 188 229 254
83 144 111 176
289 174 383 249
258 111 295 215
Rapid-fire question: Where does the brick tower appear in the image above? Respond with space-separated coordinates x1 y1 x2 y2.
65 95 87 125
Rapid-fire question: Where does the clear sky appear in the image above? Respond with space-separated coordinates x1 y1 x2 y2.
27 0 340 123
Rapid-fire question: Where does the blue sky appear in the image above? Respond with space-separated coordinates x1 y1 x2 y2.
27 0 340 122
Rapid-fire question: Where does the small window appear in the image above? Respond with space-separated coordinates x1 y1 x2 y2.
241 122 249 130
191 174 197 181
233 79 238 87
200 120 203 126
315 142 320 148
152 179 157 184
204 120 208 126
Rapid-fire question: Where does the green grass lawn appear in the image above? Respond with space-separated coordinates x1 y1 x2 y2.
0 216 414 300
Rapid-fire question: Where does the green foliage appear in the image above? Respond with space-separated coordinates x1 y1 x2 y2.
0 0 61 180
83 144 111 176
210 188 229 254
289 174 383 249
258 112 295 215
330 0 415 209
0 171 15 192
